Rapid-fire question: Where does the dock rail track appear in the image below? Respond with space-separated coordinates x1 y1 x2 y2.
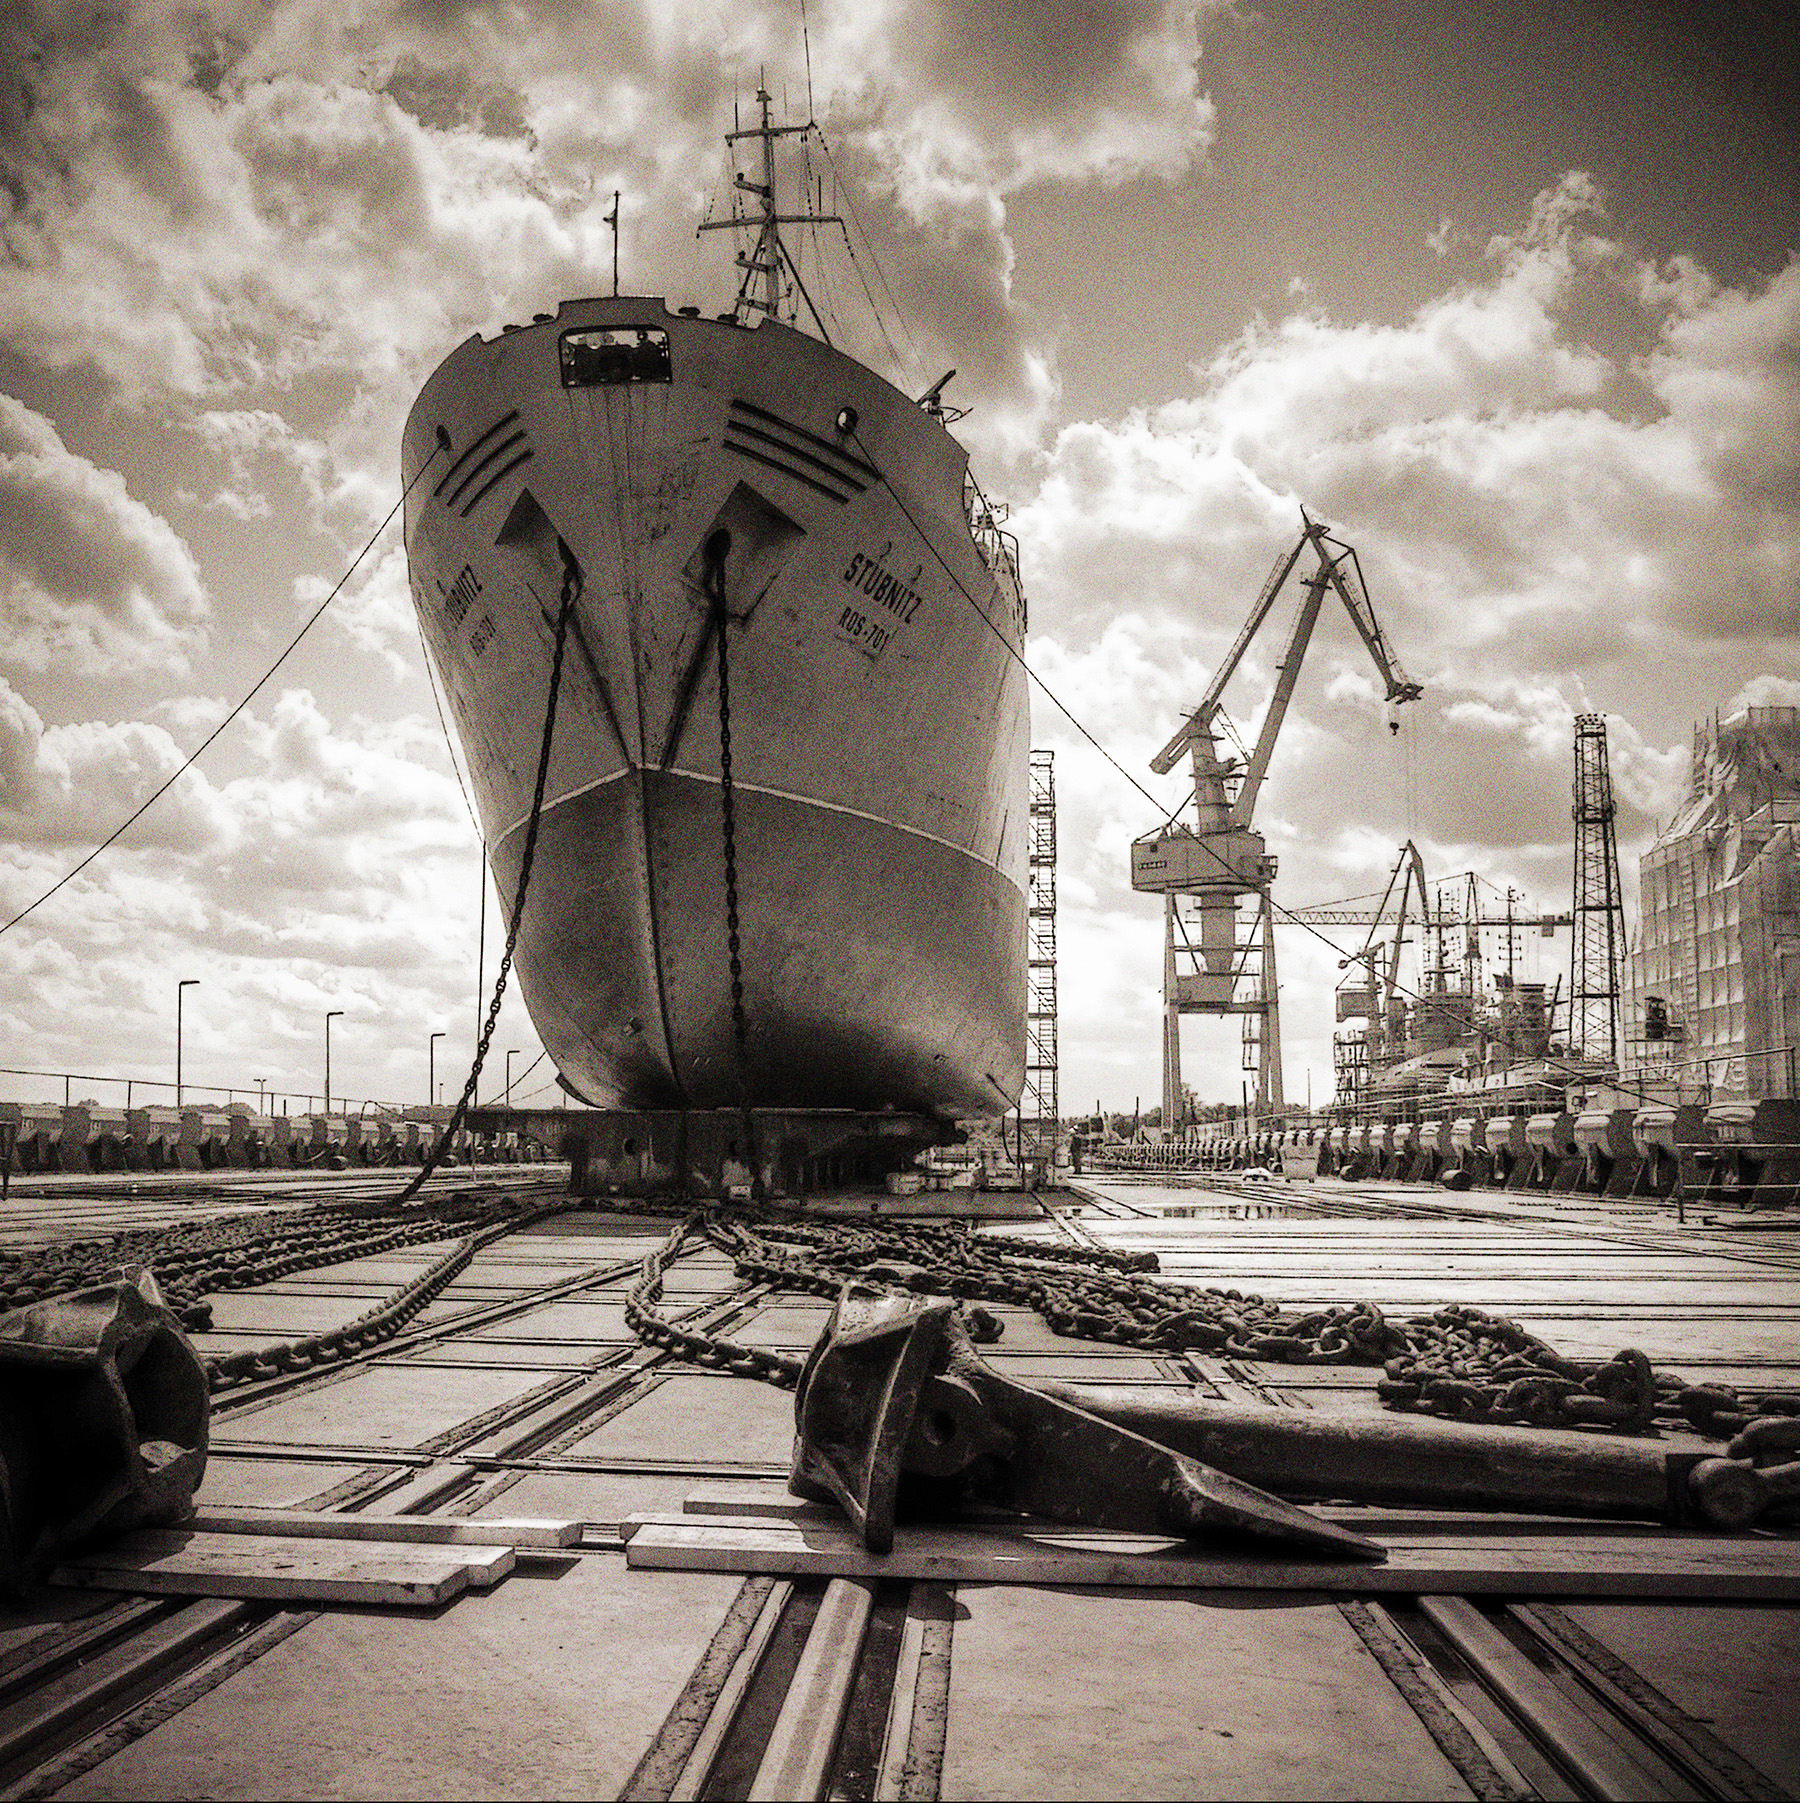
1 1169 1798 1798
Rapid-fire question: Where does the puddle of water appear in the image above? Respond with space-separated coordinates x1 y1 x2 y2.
1153 1200 1324 1220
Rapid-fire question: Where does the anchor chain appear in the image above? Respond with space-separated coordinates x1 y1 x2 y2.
0 1189 570 1388
621 1208 1800 1499
397 539 581 1203
203 1197 575 1391
704 534 758 1181
624 1213 804 1384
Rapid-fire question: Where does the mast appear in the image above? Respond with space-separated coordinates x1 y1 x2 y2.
758 88 779 319
700 80 841 331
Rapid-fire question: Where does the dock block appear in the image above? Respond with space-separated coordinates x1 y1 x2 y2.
465 1104 954 1199
1703 1099 1800 1212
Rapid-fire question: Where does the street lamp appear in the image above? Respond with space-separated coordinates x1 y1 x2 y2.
255 1078 267 1114
324 1010 344 1114
505 1048 520 1108
429 1032 445 1116
175 979 200 1106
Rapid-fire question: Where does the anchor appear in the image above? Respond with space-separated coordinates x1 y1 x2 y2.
789 1284 1385 1562
789 1285 1795 1557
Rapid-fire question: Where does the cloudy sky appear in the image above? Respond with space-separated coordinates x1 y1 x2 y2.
1 0 1795 1118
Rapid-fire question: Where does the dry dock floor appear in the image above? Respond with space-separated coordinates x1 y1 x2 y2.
2 1170 1798 1800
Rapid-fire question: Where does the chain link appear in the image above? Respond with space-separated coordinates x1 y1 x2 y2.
624 1213 805 1385
203 1196 574 1391
620 1208 1800 1469
0 1187 570 1387
396 541 580 1204
705 543 758 1180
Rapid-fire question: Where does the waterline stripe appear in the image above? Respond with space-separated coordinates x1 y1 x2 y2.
494 765 1023 893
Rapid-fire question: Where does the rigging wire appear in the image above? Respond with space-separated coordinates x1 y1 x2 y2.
497 1047 548 1100
814 132 919 380
845 425 1671 1111
798 0 816 120
0 446 447 943
395 543 580 1204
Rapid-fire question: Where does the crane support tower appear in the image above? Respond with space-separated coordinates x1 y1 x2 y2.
1132 510 1421 1128
1571 712 1625 1069
1019 749 1059 1171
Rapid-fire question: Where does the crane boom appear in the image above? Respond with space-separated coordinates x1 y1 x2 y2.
1151 535 1308 775
1151 511 1419 786
1324 546 1422 706
1226 556 1335 830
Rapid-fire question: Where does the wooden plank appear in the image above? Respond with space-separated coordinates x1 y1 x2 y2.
49 1530 510 1606
676 1484 1667 1539
624 1518 1800 1600
682 1484 838 1523
186 1506 580 1549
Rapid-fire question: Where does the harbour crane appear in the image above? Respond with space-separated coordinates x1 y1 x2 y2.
1304 851 1575 1113
1131 510 1421 1128
1332 840 1435 1030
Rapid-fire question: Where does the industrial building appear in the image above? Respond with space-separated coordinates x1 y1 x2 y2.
1626 704 1800 1100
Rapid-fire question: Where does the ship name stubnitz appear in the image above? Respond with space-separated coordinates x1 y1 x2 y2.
438 564 500 658
837 549 924 659
842 552 925 623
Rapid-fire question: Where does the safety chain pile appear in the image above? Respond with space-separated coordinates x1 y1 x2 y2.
203 1197 575 1392
0 1190 569 1390
625 1209 1800 1444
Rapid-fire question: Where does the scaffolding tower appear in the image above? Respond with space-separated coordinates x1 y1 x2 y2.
1571 712 1625 1068
1019 749 1059 1168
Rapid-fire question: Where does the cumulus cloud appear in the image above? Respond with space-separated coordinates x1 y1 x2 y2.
0 670 229 852
994 176 1799 1099
306 544 418 681
0 679 512 1106
190 408 331 519
0 395 209 675
1017 173 1800 686
825 0 1210 215
0 0 1215 502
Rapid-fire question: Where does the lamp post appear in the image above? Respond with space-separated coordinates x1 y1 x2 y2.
324 1011 344 1114
429 1032 445 1117
176 979 199 1106
256 1078 267 1114
505 1048 520 1108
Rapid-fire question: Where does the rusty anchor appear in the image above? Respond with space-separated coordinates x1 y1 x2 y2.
789 1285 1384 1561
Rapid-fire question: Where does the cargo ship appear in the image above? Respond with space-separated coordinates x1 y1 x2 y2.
401 91 1029 1120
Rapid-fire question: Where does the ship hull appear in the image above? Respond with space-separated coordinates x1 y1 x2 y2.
403 298 1029 1118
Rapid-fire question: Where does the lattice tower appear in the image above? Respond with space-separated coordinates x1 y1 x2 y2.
1571 712 1625 1067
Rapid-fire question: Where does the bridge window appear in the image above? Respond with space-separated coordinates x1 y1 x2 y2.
560 326 671 387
